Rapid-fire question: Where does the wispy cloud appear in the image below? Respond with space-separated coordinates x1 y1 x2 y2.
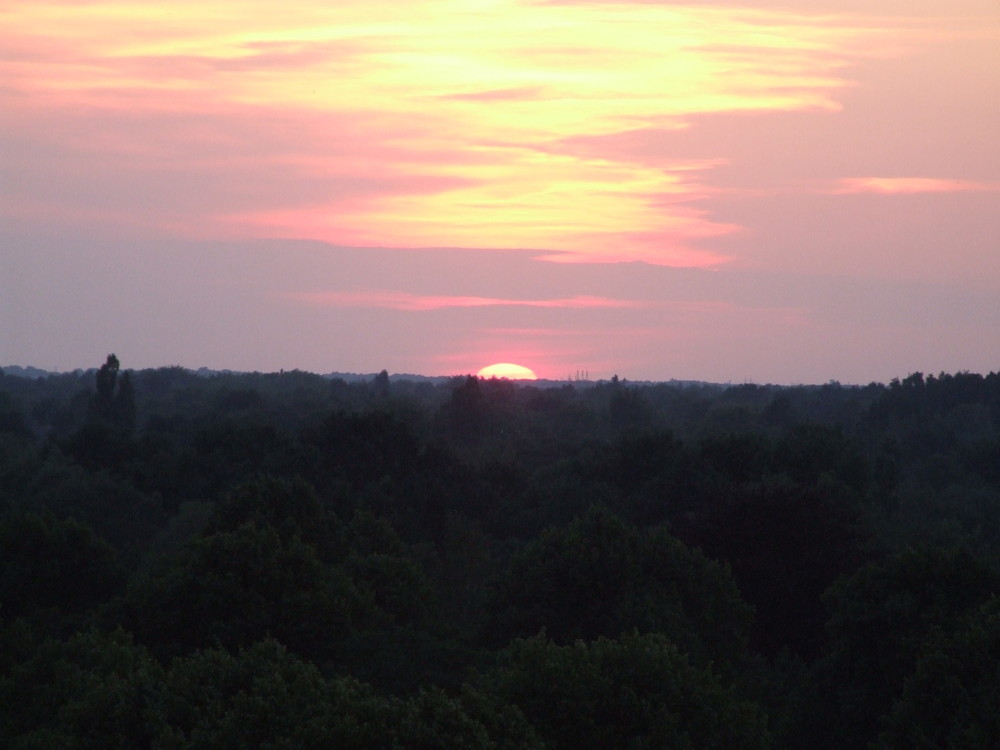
833 177 1000 194
436 86 547 102
287 291 650 311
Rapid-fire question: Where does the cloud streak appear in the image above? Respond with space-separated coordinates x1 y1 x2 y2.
833 177 1000 194
287 291 651 311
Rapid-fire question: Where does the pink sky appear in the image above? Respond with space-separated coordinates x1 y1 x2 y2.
2 0 998 383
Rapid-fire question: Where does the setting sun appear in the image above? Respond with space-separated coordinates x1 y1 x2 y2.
477 363 538 380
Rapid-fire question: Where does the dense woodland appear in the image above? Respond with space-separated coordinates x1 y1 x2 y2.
2 356 1000 748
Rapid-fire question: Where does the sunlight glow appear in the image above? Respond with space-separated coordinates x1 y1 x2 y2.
477 362 538 380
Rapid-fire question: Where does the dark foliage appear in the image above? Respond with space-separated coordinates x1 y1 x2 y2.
2 361 999 748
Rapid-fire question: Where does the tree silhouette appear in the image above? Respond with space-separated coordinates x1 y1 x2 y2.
89 353 136 431
372 369 391 399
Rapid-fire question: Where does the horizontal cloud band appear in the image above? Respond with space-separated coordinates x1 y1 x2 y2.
834 177 1000 195
287 291 651 311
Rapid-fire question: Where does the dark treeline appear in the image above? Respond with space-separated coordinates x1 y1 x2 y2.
2 358 1000 748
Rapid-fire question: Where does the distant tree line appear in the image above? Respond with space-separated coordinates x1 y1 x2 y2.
2 357 1000 747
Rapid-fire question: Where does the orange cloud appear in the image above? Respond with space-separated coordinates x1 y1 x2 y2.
834 177 1000 194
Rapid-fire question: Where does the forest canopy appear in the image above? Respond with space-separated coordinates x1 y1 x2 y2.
2 359 1000 748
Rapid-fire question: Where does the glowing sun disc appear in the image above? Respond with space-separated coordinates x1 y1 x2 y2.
477 362 538 380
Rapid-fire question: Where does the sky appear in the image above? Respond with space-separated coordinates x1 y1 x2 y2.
2 0 998 384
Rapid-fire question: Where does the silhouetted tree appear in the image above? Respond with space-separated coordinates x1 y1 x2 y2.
372 369 391 399
89 354 136 432
445 375 487 439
